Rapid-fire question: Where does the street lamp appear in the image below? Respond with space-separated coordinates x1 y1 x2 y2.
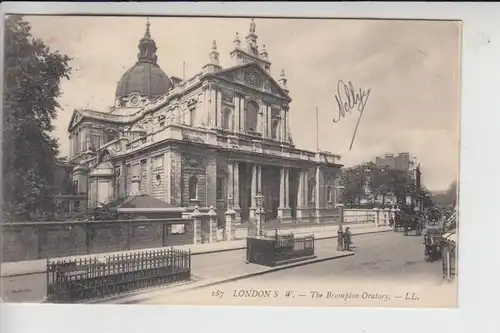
255 190 264 237
335 185 345 251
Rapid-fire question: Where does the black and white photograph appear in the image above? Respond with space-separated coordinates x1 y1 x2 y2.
1 15 460 308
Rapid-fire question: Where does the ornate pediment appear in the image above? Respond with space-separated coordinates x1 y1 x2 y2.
212 63 291 102
68 110 83 131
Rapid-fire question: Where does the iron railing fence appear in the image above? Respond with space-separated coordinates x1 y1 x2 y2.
246 234 315 267
46 248 191 303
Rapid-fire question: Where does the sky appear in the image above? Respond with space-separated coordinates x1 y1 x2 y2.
25 16 461 192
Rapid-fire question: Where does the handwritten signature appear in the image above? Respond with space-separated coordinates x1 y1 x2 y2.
333 80 371 151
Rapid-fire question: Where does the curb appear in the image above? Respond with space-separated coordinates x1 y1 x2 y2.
90 251 355 304
1 229 391 278
187 252 355 291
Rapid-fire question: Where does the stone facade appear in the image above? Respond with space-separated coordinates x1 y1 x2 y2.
66 19 343 224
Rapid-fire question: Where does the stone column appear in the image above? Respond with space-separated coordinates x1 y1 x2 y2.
315 166 321 223
278 167 291 221
208 206 218 243
279 167 286 209
227 161 234 204
285 168 290 208
233 162 241 223
257 165 262 194
119 162 127 198
192 206 202 244
296 169 304 219
250 164 257 218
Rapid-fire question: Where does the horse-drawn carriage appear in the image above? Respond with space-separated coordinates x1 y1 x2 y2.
394 206 423 236
403 218 423 236
423 221 444 261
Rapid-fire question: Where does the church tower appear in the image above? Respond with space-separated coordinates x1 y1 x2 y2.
229 19 271 73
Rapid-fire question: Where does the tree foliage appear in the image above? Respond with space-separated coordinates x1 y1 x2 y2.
341 162 420 206
3 15 72 221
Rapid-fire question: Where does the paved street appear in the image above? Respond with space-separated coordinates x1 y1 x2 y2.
246 231 443 283
2 229 454 307
1 223 386 303
139 231 456 307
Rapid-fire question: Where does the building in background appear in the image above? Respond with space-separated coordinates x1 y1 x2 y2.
47 161 88 217
375 152 415 172
66 19 343 224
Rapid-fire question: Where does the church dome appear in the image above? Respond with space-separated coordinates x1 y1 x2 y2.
115 63 172 99
115 20 173 101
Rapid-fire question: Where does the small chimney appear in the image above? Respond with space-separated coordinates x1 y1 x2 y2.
131 176 141 196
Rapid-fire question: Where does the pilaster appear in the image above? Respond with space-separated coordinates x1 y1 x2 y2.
266 104 272 138
280 109 286 143
240 97 245 131
216 87 222 127
233 161 241 223
235 94 241 132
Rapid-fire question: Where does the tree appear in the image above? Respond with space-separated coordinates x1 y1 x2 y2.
340 164 369 205
3 16 72 221
367 163 392 205
384 169 413 203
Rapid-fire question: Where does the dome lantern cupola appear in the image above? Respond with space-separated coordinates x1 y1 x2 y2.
137 19 158 64
115 19 173 106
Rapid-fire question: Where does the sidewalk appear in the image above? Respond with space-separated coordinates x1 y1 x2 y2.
95 243 355 304
1 223 392 278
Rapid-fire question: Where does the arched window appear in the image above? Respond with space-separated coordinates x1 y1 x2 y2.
245 101 259 132
271 119 279 140
222 109 232 130
327 186 333 203
188 176 198 200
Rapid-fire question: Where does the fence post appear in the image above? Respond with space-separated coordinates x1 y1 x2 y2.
225 206 236 241
383 208 390 226
208 206 217 243
373 208 380 227
192 206 202 244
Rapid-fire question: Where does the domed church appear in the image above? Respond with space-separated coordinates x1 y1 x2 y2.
67 19 342 227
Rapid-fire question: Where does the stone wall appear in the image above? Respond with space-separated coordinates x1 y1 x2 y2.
2 218 194 263
343 209 376 224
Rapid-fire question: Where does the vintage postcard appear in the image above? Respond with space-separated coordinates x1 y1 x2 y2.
1 15 460 308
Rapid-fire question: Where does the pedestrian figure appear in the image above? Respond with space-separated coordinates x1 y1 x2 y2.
343 227 352 251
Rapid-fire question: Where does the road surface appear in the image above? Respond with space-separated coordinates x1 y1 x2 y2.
138 231 456 307
2 231 453 306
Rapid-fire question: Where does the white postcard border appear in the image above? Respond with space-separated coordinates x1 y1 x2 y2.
1 2 499 333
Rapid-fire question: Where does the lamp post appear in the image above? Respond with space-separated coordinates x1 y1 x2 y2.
335 185 345 251
255 190 264 237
